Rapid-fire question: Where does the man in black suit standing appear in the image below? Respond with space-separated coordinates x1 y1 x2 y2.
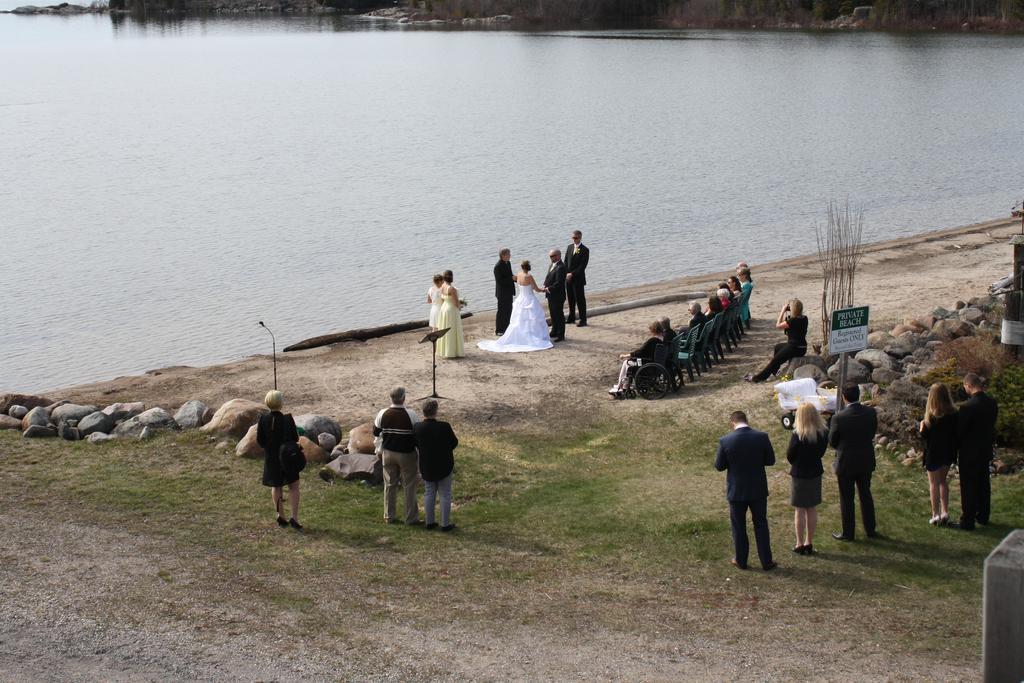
829 383 879 541
544 248 566 342
957 372 998 530
493 247 514 336
565 229 590 327
714 411 777 571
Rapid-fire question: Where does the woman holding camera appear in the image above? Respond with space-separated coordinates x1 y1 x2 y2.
744 299 808 383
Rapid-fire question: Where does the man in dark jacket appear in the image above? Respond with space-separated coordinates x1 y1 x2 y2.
493 247 514 335
715 411 777 571
544 248 567 341
957 372 999 530
680 301 707 336
413 399 459 531
829 383 879 541
564 229 589 327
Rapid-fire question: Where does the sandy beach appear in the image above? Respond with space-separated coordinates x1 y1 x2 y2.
54 216 1019 429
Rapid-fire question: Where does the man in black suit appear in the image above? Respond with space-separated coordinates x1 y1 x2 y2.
544 248 566 342
714 411 777 571
957 372 998 530
829 383 879 541
565 229 590 327
493 247 514 335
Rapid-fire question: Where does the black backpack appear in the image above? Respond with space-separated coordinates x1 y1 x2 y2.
273 413 306 476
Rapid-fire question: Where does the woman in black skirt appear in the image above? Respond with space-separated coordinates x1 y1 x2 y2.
787 403 828 555
919 383 958 526
255 390 302 530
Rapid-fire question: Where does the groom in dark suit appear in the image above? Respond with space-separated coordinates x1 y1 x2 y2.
715 411 777 571
565 229 589 327
544 249 566 342
493 247 514 335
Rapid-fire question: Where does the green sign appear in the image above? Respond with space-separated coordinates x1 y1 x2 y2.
830 305 870 354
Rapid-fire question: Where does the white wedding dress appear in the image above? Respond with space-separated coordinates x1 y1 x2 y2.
478 282 553 353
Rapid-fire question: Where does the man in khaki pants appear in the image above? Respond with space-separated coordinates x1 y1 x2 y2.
373 387 421 524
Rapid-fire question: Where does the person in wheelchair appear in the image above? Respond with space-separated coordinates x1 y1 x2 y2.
609 320 664 397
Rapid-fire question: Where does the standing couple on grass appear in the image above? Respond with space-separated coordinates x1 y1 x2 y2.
480 230 590 353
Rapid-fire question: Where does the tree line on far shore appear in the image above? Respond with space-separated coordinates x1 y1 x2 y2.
413 0 1024 28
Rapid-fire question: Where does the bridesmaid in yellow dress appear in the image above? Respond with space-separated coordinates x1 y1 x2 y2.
435 269 465 358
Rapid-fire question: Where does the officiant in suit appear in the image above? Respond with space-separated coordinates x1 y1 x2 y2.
565 229 589 327
493 247 514 335
715 411 777 571
829 384 879 541
544 249 566 342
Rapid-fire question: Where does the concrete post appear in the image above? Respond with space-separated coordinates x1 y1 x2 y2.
983 530 1024 682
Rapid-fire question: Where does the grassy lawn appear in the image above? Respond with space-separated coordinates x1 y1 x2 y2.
3 407 1021 672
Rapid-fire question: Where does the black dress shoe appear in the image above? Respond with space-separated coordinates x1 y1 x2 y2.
791 545 805 555
730 558 748 570
762 560 778 571
866 531 881 539
803 544 814 555
566 317 576 324
552 336 565 342
426 523 439 530
441 524 456 532
576 321 588 327
832 532 853 542
288 518 304 532
276 516 288 527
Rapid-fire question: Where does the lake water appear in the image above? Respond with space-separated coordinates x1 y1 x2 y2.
2 15 1022 393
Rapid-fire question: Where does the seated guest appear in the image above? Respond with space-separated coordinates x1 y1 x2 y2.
609 321 663 396
705 295 724 317
718 282 736 305
728 276 743 300
744 298 808 383
718 287 733 309
658 316 676 343
788 403 828 555
681 301 707 335
414 399 459 531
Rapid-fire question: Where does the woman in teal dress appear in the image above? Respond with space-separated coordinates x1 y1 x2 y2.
435 270 465 358
738 266 754 328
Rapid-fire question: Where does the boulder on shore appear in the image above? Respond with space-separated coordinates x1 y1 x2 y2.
174 400 212 430
318 433 337 453
78 411 115 437
236 425 263 459
871 367 902 384
347 422 376 454
102 402 146 422
325 450 382 484
51 403 98 426
201 399 268 439
86 432 113 443
298 436 328 465
22 406 51 431
113 407 177 438
0 393 52 415
867 331 894 350
0 415 23 431
294 414 342 444
959 307 985 325
23 424 57 438
827 358 872 384
8 405 28 420
855 348 898 371
932 318 975 341
794 364 828 382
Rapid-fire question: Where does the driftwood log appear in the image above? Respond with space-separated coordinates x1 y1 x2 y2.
284 312 474 352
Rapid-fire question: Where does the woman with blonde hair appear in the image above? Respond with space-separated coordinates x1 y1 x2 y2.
426 273 444 330
435 270 465 358
786 403 828 555
919 383 958 525
744 298 808 383
255 390 303 530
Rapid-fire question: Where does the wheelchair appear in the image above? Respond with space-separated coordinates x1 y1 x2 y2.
610 343 673 401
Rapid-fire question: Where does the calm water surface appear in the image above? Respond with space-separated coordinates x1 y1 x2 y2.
1 15 1022 392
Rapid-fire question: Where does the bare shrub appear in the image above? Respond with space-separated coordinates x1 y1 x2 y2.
815 199 865 351
933 333 1011 380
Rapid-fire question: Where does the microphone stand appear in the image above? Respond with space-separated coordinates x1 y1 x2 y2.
258 321 277 390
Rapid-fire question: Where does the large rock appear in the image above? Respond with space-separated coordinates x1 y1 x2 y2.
827 358 872 384
347 422 376 454
22 406 51 431
51 403 98 426
786 355 829 373
0 415 23 430
960 307 986 325
931 306 955 320
86 432 113 444
299 436 328 465
294 414 342 444
867 331 894 350
793 364 828 382
890 324 917 337
59 423 82 441
932 318 976 341
872 367 902 384
23 424 57 438
0 393 52 415
236 425 263 459
884 333 922 358
855 349 898 371
325 450 383 484
101 402 146 422
201 399 268 439
173 400 212 430
113 407 177 438
318 433 337 453
8 405 28 420
78 411 115 437
968 294 997 311
912 315 936 332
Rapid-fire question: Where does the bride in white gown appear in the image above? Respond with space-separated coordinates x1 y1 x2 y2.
478 260 553 353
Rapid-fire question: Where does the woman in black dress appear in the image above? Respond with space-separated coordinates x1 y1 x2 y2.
255 390 303 530
745 298 808 383
919 383 958 526
787 403 828 555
